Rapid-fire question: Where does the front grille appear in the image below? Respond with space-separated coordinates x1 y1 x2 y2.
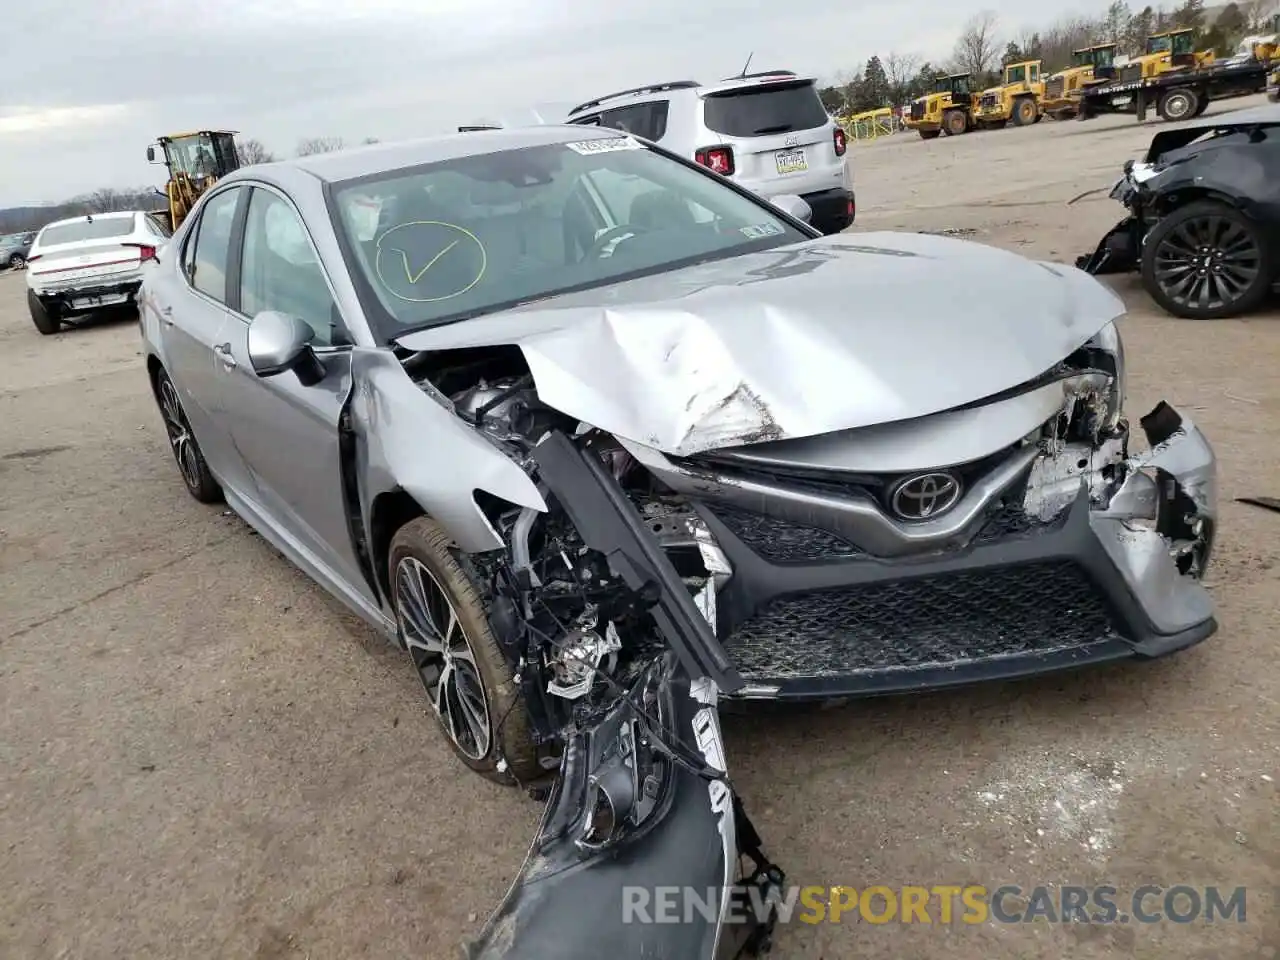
1045 78 1064 99
909 102 925 120
980 94 998 109
1121 63 1143 83
711 504 865 563
725 561 1119 679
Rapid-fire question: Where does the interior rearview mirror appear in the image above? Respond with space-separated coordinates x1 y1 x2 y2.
146 146 155 163
771 194 812 224
247 311 324 385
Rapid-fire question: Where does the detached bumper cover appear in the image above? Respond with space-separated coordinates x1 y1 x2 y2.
691 403 1217 699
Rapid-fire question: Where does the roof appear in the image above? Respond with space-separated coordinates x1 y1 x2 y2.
242 125 640 184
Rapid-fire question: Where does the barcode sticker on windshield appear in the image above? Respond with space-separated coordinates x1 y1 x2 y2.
566 136 643 155
740 223 785 239
347 195 382 242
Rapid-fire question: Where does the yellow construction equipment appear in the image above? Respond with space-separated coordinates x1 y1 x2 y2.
903 73 975 140
146 131 241 232
1042 43 1118 119
973 59 1046 128
1117 29 1215 83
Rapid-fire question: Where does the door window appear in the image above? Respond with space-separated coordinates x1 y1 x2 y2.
239 188 339 345
599 101 670 141
189 187 242 302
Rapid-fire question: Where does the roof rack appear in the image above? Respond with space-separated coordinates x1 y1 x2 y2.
569 80 700 116
720 70 798 81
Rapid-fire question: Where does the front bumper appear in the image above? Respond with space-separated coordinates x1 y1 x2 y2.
32 277 143 314
628 403 1218 700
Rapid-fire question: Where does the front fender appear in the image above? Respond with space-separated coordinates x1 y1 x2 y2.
348 348 546 555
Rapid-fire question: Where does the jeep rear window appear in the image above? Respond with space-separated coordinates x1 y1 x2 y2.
37 218 133 246
701 81 829 137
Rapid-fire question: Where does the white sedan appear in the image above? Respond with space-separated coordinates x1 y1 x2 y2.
25 210 172 335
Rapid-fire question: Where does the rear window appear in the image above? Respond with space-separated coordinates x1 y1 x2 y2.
38 218 133 247
702 81 829 137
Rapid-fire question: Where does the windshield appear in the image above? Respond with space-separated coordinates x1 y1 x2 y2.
1148 35 1173 54
1095 46 1116 67
1006 65 1026 84
330 137 809 341
37 217 133 246
164 134 220 178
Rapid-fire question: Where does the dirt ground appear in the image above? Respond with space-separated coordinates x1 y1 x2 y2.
1 97 1277 960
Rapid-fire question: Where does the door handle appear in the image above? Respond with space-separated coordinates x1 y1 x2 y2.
213 343 237 370
160 305 174 326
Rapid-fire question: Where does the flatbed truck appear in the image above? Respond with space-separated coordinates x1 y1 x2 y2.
1078 56 1274 122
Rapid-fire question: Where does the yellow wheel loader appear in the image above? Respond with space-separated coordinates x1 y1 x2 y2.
1116 29 1215 84
972 60 1046 129
147 131 241 233
903 73 976 140
1042 43 1118 119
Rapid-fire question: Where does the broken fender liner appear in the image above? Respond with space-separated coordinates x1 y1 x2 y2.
531 430 744 694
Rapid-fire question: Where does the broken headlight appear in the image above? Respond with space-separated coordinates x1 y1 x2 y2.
1084 320 1126 433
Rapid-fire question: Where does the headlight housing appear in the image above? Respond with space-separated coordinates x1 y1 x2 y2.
1085 319 1126 432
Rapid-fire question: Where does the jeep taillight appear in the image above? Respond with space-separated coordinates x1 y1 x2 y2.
695 146 735 176
833 127 847 156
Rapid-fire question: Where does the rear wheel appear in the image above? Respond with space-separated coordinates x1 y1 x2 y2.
1012 97 1037 126
942 109 967 136
8 253 24 270
918 129 941 140
154 367 222 502
1158 87 1200 122
1140 200 1273 319
390 516 539 784
27 290 60 335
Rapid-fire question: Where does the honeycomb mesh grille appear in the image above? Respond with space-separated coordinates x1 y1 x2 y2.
726 561 1118 679
711 504 865 563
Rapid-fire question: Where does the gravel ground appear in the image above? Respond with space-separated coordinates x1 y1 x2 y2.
1 96 1277 960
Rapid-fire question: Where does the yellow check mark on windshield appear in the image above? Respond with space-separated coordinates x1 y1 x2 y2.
392 240 460 284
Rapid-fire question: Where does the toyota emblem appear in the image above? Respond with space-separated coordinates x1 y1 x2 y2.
890 472 962 520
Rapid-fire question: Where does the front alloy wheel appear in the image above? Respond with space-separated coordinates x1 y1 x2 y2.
396 556 492 761
1141 201 1272 319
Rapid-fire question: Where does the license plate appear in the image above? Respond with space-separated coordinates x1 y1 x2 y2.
774 148 807 175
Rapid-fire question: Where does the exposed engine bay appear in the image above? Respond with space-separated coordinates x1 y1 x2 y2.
396 323 1216 957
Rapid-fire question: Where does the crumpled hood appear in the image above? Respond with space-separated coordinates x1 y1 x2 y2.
396 232 1125 456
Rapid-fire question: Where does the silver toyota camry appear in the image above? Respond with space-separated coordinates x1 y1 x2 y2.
138 125 1218 958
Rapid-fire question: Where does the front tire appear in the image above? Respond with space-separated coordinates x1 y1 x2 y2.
1140 200 1273 319
942 109 967 136
1012 97 1037 126
154 367 222 502
1158 87 1200 122
27 290 60 335
390 516 538 784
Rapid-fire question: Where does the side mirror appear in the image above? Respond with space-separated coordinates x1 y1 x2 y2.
146 146 156 163
771 194 813 223
247 311 324 385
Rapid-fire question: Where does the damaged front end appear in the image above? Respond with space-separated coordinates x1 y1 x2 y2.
1076 161 1157 276
399 350 782 958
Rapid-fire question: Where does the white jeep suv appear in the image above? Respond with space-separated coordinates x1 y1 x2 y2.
565 72 855 235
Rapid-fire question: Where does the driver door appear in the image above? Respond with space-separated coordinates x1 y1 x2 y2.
215 185 375 606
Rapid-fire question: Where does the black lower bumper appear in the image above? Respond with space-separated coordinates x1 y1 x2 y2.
38 279 142 315
801 187 855 235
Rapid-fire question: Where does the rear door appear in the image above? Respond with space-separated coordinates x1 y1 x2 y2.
698 78 838 195
159 185 258 496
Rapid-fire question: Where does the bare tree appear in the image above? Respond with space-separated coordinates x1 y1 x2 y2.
885 51 922 100
236 138 276 166
1241 0 1271 27
295 136 346 157
954 11 1002 77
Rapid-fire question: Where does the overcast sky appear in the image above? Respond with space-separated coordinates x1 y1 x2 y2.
3 0 1121 206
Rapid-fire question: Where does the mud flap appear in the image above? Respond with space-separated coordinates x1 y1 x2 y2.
464 657 782 960
530 430 743 694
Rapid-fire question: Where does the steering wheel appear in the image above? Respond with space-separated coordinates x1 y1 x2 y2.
585 223 651 261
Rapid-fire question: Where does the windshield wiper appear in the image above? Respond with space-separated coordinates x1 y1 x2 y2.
753 124 793 135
